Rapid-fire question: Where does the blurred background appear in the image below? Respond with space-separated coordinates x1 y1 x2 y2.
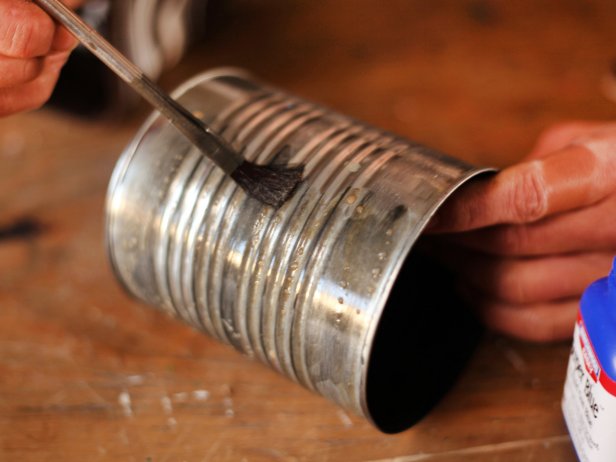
50 0 616 167
2 1 616 460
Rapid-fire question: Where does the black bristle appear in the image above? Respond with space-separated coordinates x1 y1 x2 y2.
231 161 305 208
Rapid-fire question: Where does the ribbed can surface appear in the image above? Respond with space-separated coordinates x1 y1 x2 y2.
106 69 490 432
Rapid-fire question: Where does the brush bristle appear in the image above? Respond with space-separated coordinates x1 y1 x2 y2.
231 161 304 208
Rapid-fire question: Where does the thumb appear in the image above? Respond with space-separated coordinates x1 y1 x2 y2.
428 144 608 233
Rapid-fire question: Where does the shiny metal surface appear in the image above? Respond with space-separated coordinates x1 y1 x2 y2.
106 68 491 432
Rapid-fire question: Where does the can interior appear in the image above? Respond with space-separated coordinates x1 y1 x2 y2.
365 238 483 433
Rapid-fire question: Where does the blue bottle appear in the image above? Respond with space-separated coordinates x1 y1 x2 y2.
562 259 616 462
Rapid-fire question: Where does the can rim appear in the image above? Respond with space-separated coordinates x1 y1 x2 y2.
359 166 496 432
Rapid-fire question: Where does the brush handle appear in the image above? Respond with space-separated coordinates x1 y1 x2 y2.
34 0 243 174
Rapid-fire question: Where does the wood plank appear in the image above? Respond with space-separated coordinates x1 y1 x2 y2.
4 0 616 459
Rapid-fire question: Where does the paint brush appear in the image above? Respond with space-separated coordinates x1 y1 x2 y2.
34 0 303 208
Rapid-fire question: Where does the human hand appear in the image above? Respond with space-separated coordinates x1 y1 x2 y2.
0 0 84 117
428 121 616 342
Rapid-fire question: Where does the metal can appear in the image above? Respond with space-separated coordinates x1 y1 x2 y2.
106 68 491 432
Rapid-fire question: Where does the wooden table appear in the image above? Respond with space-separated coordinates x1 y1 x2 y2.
2 1 615 460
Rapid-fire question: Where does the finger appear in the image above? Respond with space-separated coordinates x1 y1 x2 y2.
479 297 578 343
459 285 578 342
525 121 611 159
0 51 69 116
422 237 612 303
0 56 43 87
49 0 86 52
0 0 56 58
429 143 614 233
453 193 616 256
463 251 612 304
51 22 78 53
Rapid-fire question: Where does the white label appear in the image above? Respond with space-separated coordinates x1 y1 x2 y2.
562 321 616 462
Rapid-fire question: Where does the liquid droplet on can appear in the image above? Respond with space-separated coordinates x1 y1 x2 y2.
347 162 361 173
345 193 358 205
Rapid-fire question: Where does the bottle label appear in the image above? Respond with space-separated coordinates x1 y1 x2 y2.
562 316 616 462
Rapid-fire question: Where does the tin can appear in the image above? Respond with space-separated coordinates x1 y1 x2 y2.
563 259 616 461
106 68 491 432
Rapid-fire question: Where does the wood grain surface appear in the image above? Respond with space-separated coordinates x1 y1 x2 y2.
2 0 616 460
